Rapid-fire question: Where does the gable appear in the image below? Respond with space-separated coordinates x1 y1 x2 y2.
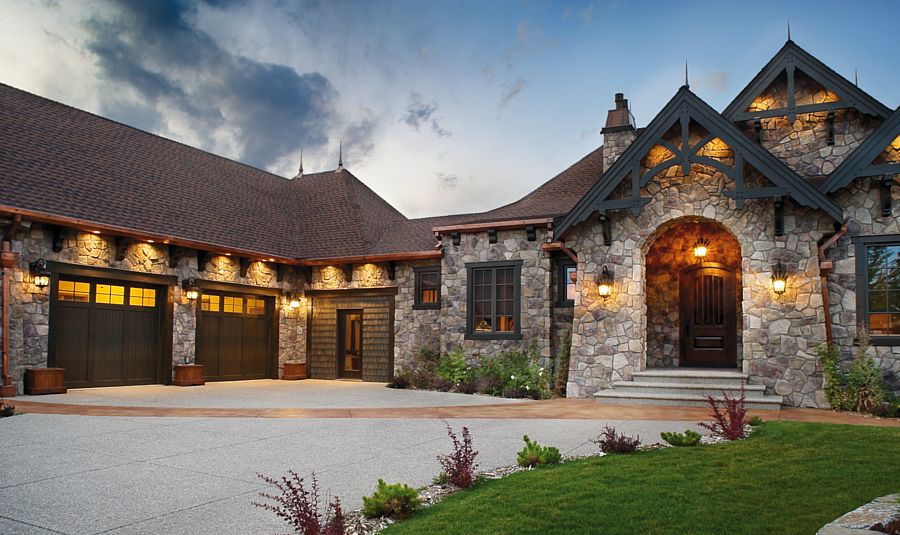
556 87 843 239
821 106 900 193
723 40 890 123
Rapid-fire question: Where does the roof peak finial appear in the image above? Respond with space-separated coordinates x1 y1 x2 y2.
854 67 858 86
787 20 791 42
292 147 304 179
336 140 344 172
684 61 689 89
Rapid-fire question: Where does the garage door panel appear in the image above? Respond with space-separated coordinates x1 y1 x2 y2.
242 318 267 378
124 309 161 384
197 313 220 379
89 308 125 385
52 307 91 386
218 316 244 379
196 291 273 382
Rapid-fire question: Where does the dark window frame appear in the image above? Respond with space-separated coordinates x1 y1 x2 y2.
557 260 576 307
852 233 900 346
465 260 523 340
413 266 441 310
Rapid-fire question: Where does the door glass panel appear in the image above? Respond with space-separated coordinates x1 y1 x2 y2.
95 284 125 305
58 280 91 302
223 296 243 313
201 294 220 312
246 297 265 315
129 287 157 307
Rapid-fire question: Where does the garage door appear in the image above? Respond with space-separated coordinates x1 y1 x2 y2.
49 276 164 388
196 290 274 381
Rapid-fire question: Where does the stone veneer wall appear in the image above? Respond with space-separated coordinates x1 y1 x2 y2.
393 260 441 371
7 223 307 392
550 257 574 368
440 229 552 365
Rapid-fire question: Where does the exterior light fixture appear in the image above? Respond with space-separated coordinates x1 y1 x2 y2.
30 259 51 289
693 236 710 260
285 291 302 310
771 261 789 296
181 277 200 300
596 266 613 299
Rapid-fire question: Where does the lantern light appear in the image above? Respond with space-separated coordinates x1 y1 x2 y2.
30 259 51 289
181 277 200 300
596 266 613 299
286 291 302 310
693 236 710 260
771 261 789 296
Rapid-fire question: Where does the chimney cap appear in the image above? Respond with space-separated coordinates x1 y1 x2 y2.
602 92 636 134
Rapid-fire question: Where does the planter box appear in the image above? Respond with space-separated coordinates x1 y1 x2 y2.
173 364 205 386
25 367 66 395
282 362 307 380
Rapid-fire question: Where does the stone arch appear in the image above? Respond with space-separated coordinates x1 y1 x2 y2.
643 216 743 369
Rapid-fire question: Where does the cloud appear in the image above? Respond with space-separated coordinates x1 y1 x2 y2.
693 70 730 92
400 92 451 137
436 172 458 190
497 77 528 117
516 21 541 42
81 0 345 171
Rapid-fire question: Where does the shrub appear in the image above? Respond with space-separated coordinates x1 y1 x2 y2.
479 346 552 399
0 398 15 418
660 429 702 447
361 479 420 520
431 472 449 485
819 332 889 415
699 389 748 440
516 435 561 467
555 329 572 396
748 416 764 426
386 370 410 389
435 347 471 385
253 471 345 535
591 425 641 453
436 423 479 488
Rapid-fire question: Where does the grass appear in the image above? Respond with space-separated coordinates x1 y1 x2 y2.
384 421 900 535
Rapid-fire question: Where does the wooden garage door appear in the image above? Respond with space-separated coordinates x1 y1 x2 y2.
196 291 274 381
50 277 164 388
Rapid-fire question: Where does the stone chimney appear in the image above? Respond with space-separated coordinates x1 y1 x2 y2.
601 93 636 172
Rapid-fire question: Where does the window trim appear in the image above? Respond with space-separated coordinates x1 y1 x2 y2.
413 266 441 310
465 260 523 340
852 233 900 346
557 260 576 307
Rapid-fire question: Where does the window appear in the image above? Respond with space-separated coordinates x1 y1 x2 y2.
58 280 90 302
223 296 243 314
95 284 125 305
201 294 220 312
854 235 900 345
129 287 157 307
413 266 441 309
466 261 522 339
557 261 576 307
246 297 265 315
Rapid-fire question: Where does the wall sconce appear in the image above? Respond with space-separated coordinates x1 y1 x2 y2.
596 265 613 299
285 291 302 310
771 261 789 296
181 277 200 300
693 236 710 260
30 259 51 289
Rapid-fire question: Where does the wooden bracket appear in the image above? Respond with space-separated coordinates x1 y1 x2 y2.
168 245 178 269
387 261 397 281
774 197 785 237
882 176 895 217
197 250 208 272
52 226 66 253
487 229 497 244
301 266 312 285
114 236 127 261
451 232 460 246
341 264 353 282
525 226 536 241
753 118 762 144
239 257 250 278
276 263 285 283
826 111 835 146
599 214 612 246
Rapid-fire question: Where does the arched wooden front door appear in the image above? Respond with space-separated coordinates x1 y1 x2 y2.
679 263 737 368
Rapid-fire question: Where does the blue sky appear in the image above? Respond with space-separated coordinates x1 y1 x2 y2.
1 0 898 218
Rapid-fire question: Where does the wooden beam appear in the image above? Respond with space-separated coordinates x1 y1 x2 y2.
197 250 208 273
52 226 66 253
2 214 20 242
114 236 127 262
432 217 553 234
525 226 536 241
774 197 785 237
301 266 312 285
296 250 442 266
239 257 250 278
487 229 497 244
882 176 895 217
276 263 285 283
595 197 651 211
541 242 578 263
451 232 461 246
387 261 397 281
341 264 353 282
599 214 612 246
733 100 848 122
168 245 178 269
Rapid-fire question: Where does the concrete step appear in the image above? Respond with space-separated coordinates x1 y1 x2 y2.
631 369 747 387
611 381 765 398
594 390 783 410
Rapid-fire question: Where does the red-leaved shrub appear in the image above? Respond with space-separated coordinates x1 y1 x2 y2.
253 471 345 535
699 388 748 440
437 423 479 488
591 425 641 453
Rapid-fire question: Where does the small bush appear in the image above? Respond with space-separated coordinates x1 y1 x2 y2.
431 472 449 485
591 425 641 453
748 416 764 426
386 371 410 389
819 332 890 415
437 423 479 488
361 479 420 520
699 389 748 440
516 435 561 467
435 347 471 385
0 399 15 418
253 471 345 535
660 429 702 447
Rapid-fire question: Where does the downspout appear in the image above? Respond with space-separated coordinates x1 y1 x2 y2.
817 216 849 348
1 215 21 397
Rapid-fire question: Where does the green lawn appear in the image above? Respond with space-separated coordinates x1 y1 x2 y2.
384 422 900 535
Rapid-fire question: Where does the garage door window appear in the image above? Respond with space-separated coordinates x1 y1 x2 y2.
223 296 243 313
129 287 157 307
58 280 90 302
201 294 220 311
246 297 265 315
95 284 125 305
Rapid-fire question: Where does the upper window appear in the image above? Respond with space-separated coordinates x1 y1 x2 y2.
95 284 125 305
466 261 522 339
129 287 157 307
58 280 90 302
223 296 244 314
557 262 576 307
854 235 900 344
246 297 266 315
414 267 441 309
201 294 220 312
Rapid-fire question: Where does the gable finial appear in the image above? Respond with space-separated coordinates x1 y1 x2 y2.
787 20 791 42
293 147 304 179
336 140 344 172
854 67 858 86
684 61 689 89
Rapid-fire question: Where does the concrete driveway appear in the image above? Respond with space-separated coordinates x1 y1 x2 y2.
0 386 704 534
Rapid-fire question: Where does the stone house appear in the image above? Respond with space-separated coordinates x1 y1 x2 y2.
0 39 897 408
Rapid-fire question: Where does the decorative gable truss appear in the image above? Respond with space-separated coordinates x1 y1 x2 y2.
556 87 843 241
822 107 900 215
723 40 890 123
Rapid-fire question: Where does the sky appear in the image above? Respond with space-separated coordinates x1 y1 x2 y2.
1 0 899 219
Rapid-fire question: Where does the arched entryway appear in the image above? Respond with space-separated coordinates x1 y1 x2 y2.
644 218 742 369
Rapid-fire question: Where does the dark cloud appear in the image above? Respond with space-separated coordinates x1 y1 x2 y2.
83 0 344 170
400 92 451 137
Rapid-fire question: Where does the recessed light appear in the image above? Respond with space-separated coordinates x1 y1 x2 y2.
91 230 100 234
224 252 232 256
147 239 155 243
